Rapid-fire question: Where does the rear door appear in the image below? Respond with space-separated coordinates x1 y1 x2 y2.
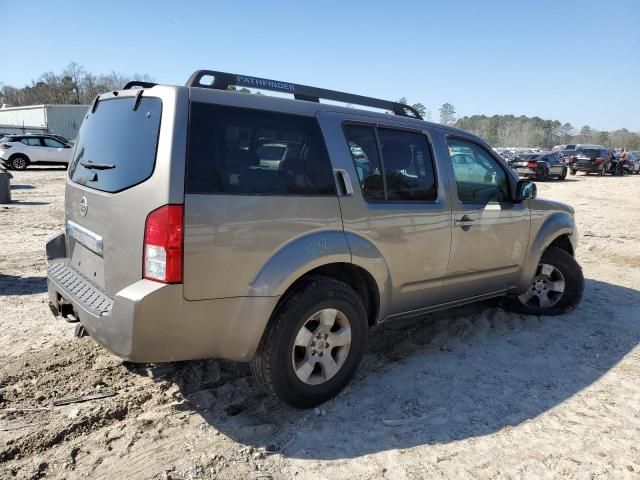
443 136 530 299
317 112 452 316
20 137 45 162
65 87 187 298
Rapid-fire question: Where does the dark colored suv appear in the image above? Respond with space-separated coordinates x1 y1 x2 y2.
568 148 610 175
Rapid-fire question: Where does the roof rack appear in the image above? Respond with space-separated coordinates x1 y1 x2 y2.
184 69 423 120
123 80 158 90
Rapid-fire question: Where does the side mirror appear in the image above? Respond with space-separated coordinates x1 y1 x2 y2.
515 179 537 202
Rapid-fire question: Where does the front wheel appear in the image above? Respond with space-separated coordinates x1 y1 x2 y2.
251 277 368 408
503 246 584 316
560 168 567 180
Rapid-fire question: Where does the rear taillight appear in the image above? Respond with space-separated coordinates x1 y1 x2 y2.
0 144 11 149
527 161 538 169
143 204 184 284
595 157 602 164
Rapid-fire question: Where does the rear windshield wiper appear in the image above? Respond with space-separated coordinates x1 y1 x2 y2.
80 161 115 170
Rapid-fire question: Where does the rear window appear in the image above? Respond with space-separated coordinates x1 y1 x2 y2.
69 97 162 193
186 103 336 195
580 149 600 159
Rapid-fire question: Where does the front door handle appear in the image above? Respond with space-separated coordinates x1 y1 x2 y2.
454 215 475 230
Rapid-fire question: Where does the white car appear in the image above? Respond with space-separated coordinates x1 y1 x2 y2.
0 134 73 170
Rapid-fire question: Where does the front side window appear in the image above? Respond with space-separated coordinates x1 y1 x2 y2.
43 138 65 148
187 103 336 195
447 138 509 204
343 124 437 202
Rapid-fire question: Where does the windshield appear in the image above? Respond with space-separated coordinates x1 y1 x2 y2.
69 97 162 193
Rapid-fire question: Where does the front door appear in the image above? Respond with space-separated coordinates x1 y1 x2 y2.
42 137 70 163
317 112 452 317
443 137 530 299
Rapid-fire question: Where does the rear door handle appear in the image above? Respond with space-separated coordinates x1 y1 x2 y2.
454 215 475 230
334 169 354 196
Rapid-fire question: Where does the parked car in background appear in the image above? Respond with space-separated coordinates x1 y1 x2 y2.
0 134 73 170
568 147 610 175
623 152 640 174
510 151 567 181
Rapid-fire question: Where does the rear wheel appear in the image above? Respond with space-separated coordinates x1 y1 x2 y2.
503 246 583 316
537 169 548 181
560 168 567 180
10 155 29 171
251 277 368 408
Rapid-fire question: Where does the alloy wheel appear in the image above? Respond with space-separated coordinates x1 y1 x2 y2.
291 308 352 385
518 263 565 309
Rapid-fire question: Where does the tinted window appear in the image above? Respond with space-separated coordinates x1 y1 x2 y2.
21 137 42 146
343 125 384 200
343 125 437 202
447 138 509 204
378 128 437 201
43 138 65 148
69 97 161 193
187 103 336 195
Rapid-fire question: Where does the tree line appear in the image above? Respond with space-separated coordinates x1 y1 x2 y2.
2 64 637 150
0 62 154 106
398 99 640 150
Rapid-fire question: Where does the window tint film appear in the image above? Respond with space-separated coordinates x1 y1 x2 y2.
343 124 384 200
187 103 336 195
378 128 437 201
447 138 509 203
69 97 162 193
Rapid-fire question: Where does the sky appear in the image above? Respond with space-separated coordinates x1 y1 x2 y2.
2 0 639 131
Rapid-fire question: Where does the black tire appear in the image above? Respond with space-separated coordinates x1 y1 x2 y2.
560 168 567 180
251 277 368 408
502 246 584 316
569 169 576 175
537 169 548 181
10 155 29 171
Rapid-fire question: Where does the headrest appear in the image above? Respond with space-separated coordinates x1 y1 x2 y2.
381 140 412 171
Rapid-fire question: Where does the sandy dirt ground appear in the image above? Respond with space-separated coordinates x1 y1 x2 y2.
1 168 639 480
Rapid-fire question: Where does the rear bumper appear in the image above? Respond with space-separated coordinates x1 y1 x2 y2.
513 167 539 177
571 163 604 172
46 233 278 363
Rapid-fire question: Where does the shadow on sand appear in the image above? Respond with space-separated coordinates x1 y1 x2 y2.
130 278 640 459
0 274 47 296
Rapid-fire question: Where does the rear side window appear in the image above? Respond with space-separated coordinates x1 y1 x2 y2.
378 129 437 201
186 103 336 195
343 125 384 200
343 124 437 202
69 97 162 193
21 138 42 146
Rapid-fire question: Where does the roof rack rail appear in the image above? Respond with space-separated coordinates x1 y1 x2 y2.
185 69 423 120
123 80 158 90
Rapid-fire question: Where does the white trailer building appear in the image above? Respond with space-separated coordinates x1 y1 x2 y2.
0 104 89 141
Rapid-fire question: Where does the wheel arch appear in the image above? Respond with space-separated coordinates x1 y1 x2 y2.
516 211 576 292
9 152 30 162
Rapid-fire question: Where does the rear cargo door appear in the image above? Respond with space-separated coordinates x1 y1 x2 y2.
64 89 186 298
